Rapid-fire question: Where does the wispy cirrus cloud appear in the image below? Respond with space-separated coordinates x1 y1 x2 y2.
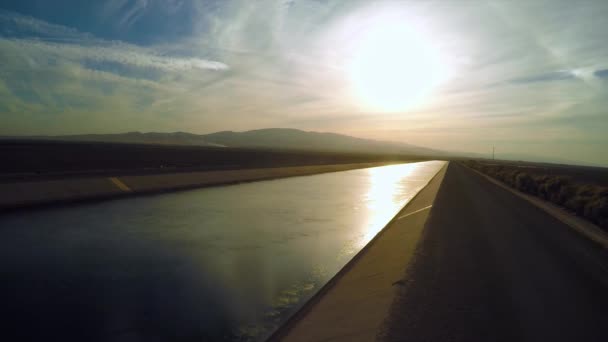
1 37 228 72
0 9 94 42
0 10 228 73
593 69 608 79
102 0 150 29
0 7 232 135
505 70 578 84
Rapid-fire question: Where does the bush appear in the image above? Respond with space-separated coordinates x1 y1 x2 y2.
576 184 595 198
515 172 537 194
462 160 608 232
596 187 608 198
497 170 519 187
541 176 571 204
495 170 508 183
534 175 551 183
584 197 608 225
565 196 588 216
557 185 576 205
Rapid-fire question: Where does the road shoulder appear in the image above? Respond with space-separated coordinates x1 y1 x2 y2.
464 164 608 249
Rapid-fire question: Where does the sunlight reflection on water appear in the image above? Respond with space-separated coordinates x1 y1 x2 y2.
362 163 421 246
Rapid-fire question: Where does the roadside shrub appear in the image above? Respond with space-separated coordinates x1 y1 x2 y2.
584 197 608 225
596 187 608 198
504 171 515 186
556 185 576 205
500 170 519 187
515 172 537 194
576 184 595 198
534 175 551 200
564 196 588 216
534 175 551 183
461 161 608 232
494 170 508 183
541 176 571 204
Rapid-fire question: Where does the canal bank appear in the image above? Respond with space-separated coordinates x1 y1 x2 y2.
268 162 448 341
0 162 395 212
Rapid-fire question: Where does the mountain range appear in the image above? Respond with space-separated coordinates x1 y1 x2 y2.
4 128 446 157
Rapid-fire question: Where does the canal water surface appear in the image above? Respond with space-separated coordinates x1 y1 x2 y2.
0 161 445 341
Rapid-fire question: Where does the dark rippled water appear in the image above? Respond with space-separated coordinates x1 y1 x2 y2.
0 161 444 341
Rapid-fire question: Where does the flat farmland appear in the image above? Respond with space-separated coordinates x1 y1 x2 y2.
0 140 423 182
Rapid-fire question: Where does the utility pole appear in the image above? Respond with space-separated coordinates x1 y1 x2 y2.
492 146 495 160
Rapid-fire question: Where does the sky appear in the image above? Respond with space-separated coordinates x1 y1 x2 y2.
0 0 607 166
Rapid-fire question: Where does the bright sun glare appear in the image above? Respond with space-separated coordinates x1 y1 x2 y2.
348 21 448 112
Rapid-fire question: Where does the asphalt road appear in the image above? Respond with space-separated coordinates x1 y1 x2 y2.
381 162 608 342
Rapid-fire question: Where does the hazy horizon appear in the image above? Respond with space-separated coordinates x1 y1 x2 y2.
1 1 607 166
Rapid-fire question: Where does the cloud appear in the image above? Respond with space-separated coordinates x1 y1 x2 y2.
0 10 228 77
0 7 233 136
103 0 150 29
593 69 608 79
0 9 94 42
3 38 228 72
505 70 578 84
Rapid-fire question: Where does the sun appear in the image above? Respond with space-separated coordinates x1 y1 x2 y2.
348 21 448 112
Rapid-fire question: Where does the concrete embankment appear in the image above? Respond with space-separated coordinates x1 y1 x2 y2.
268 162 448 341
0 162 394 211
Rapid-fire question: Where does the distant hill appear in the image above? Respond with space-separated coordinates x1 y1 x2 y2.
25 131 225 147
2 128 445 156
201 129 443 155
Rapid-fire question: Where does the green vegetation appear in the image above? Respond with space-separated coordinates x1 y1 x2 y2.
463 160 608 231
